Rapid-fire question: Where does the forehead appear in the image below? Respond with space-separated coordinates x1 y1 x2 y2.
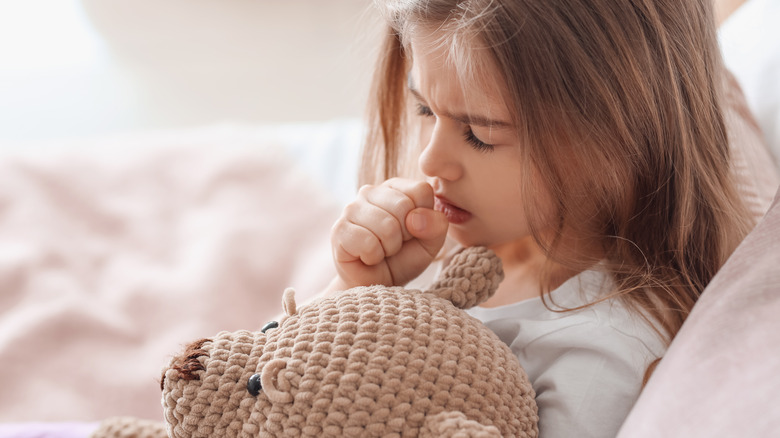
407 32 509 115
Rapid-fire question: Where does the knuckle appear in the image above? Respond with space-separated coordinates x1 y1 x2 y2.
393 196 415 214
362 240 385 264
414 180 434 196
330 219 348 238
376 215 400 241
342 202 362 218
357 184 375 197
333 243 352 262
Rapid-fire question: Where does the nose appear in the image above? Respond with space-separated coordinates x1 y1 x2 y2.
418 121 463 182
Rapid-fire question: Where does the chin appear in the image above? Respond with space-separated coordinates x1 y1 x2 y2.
449 227 534 252
448 229 491 248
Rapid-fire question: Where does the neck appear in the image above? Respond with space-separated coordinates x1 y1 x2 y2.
481 236 577 307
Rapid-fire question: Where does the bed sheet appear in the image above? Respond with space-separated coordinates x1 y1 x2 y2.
0 120 362 423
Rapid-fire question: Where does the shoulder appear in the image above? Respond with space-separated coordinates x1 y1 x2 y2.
469 270 667 437
535 289 666 366
470 270 666 362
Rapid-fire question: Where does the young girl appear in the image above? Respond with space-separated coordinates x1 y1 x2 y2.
327 0 755 436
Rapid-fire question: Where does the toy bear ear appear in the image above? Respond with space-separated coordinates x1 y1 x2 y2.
282 287 297 316
426 246 504 309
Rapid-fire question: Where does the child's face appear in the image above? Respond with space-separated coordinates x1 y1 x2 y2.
409 36 553 248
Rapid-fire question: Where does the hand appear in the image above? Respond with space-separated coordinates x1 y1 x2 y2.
330 178 449 289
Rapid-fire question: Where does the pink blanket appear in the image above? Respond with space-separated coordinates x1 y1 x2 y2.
0 128 342 422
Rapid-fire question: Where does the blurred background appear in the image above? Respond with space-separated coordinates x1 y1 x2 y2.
0 0 381 143
0 0 776 156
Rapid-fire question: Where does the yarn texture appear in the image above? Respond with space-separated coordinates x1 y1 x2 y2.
90 416 168 438
95 246 538 437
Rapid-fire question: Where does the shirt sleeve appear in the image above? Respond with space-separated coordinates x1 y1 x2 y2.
521 321 654 438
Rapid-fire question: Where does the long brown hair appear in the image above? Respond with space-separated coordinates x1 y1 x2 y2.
362 0 754 352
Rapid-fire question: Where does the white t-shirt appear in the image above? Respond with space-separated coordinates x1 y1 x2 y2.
466 269 667 438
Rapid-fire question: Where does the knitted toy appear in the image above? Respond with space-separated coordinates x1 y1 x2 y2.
93 246 538 437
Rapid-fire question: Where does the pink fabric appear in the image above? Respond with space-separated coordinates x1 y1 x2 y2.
618 187 780 436
0 129 341 421
0 422 98 438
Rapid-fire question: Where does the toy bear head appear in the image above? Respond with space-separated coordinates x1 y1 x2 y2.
160 247 538 437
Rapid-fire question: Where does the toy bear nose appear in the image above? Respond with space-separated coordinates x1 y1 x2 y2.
261 321 278 333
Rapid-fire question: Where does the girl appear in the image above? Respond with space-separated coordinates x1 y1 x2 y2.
328 0 755 436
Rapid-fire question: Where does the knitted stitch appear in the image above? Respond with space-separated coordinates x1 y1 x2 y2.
90 416 168 438
97 246 539 437
420 411 502 437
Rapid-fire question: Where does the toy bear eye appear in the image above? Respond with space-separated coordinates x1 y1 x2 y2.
247 373 262 396
261 321 279 333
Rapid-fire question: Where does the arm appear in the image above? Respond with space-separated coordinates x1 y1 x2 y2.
527 322 663 438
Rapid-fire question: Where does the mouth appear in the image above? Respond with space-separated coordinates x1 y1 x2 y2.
434 195 472 225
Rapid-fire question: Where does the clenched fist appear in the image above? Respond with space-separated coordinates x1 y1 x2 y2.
329 178 449 290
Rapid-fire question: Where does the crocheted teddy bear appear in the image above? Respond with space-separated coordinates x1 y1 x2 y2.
93 246 538 437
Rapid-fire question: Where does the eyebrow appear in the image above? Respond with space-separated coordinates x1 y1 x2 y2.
407 86 513 129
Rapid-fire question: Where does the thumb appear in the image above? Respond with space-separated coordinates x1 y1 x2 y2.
405 207 449 257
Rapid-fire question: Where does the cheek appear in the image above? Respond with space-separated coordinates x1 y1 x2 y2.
489 164 555 232
518 171 557 233
492 186 529 231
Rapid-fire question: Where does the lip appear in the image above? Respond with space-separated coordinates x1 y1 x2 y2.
434 195 472 224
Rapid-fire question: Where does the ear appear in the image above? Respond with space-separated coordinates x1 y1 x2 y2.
426 246 504 309
282 288 297 316
420 411 502 437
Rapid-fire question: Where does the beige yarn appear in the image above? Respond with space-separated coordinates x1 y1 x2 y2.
420 411 502 437
90 416 168 438
99 246 539 437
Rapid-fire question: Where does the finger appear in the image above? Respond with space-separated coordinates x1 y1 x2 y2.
344 202 411 257
405 207 449 258
331 220 386 266
382 208 449 286
384 178 435 209
362 179 435 242
335 258 393 289
360 185 415 242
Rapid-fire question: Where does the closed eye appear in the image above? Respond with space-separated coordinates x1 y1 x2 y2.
415 100 494 152
464 128 494 152
416 103 435 118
